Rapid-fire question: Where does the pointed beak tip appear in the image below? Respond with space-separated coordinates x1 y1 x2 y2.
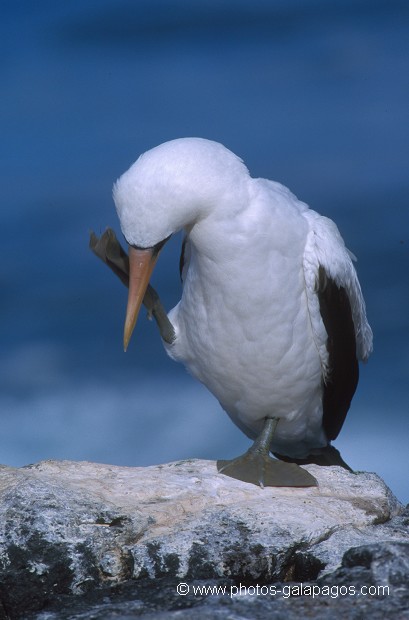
123 323 133 352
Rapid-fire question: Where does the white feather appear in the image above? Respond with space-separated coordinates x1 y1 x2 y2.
302 209 373 365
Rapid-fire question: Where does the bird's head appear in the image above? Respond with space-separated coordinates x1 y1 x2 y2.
113 137 249 351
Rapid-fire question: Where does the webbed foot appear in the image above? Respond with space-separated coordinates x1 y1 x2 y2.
217 452 317 488
274 445 353 472
217 416 318 488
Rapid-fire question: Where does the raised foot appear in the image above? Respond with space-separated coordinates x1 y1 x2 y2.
217 452 318 488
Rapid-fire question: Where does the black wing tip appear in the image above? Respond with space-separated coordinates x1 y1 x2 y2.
317 266 359 440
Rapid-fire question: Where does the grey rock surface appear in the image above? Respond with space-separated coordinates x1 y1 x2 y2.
0 459 407 619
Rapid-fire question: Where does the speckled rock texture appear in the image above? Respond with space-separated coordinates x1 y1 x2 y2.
0 459 407 619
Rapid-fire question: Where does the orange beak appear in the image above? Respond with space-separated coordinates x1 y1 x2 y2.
123 246 159 351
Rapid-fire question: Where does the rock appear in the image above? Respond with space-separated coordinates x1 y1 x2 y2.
0 459 407 619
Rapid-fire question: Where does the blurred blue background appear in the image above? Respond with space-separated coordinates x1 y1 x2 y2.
1 0 408 502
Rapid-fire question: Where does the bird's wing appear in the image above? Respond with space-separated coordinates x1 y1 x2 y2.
302 211 373 440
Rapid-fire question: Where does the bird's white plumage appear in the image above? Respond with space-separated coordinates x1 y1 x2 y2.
302 210 373 371
114 138 372 460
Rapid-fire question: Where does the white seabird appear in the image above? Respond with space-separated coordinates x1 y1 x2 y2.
112 137 373 487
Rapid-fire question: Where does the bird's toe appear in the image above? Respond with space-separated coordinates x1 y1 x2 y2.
217 452 317 488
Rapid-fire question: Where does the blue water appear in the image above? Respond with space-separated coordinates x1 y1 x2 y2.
1 1 408 503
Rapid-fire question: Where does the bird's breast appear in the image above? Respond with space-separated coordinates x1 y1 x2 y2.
165 235 322 429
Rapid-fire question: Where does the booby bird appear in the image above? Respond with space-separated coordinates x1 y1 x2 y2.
109 137 372 488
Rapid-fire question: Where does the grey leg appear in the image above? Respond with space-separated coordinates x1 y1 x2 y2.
217 417 317 488
143 285 176 344
90 229 176 344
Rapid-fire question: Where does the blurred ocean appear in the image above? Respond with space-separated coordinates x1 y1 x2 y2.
1 0 408 502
